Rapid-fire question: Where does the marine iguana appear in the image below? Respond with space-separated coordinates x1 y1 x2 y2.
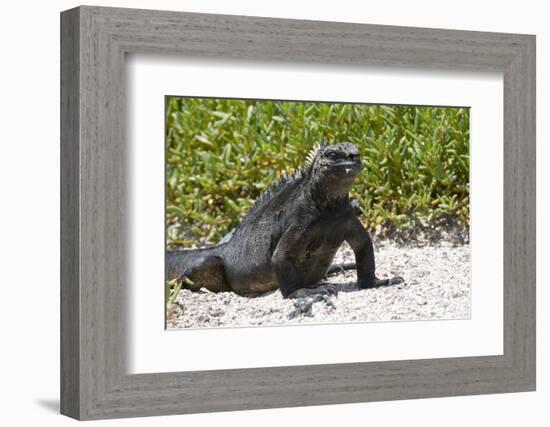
166 141 403 301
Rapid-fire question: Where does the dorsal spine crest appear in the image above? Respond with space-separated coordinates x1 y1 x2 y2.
245 142 326 216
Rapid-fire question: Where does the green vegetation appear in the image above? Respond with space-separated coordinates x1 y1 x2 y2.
165 97 469 249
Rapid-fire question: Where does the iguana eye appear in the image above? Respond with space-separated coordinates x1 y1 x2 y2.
326 151 338 160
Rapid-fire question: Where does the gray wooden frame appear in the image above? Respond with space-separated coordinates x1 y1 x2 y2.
60 5 536 421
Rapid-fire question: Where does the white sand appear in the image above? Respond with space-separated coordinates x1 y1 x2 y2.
167 240 470 329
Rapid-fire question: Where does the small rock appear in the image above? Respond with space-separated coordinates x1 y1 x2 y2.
209 308 224 317
196 314 209 323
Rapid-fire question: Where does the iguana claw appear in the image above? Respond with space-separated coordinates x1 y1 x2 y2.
359 276 404 289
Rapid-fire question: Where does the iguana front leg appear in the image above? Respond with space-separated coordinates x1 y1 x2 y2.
345 216 404 288
272 225 339 318
271 224 337 299
271 225 307 298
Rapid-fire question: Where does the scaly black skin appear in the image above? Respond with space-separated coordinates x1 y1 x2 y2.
166 142 403 298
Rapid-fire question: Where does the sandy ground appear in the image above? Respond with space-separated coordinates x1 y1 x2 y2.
166 240 470 329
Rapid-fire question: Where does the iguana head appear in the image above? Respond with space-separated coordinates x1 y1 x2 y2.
306 141 362 201
310 142 361 177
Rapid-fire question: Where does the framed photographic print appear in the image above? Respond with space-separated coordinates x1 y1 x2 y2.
61 5 536 420
163 97 471 329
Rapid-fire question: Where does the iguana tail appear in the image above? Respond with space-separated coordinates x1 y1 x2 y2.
165 247 219 281
166 245 231 293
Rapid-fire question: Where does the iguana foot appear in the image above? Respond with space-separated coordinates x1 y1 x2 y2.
286 285 338 319
288 283 338 299
288 296 316 318
359 276 404 289
287 294 336 319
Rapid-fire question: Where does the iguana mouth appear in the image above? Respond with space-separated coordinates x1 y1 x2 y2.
332 159 361 174
333 160 359 167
